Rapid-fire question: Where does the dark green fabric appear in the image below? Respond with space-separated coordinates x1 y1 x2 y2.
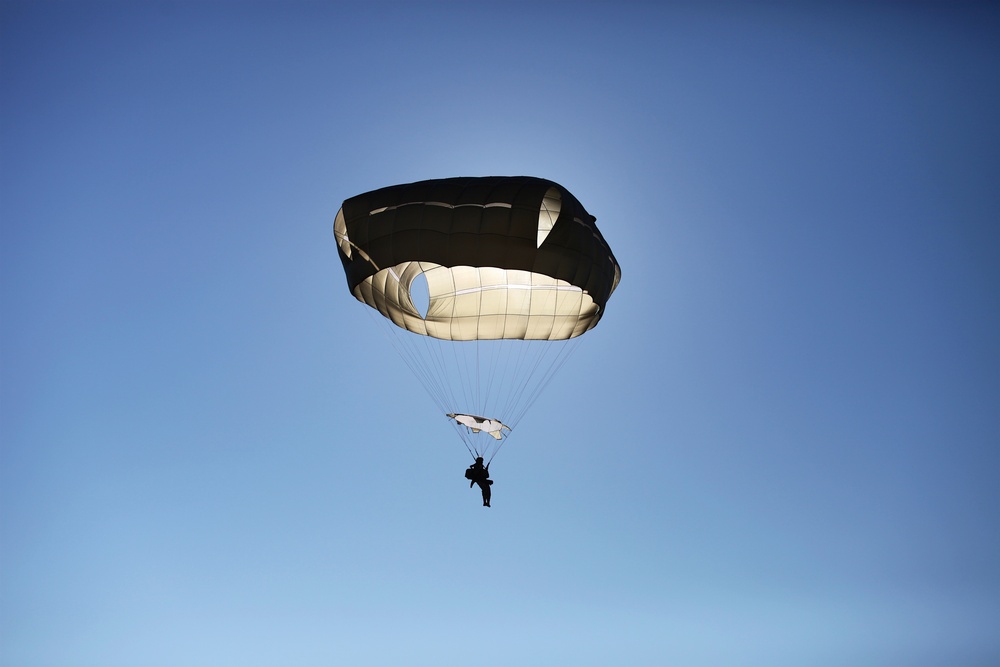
337 176 620 313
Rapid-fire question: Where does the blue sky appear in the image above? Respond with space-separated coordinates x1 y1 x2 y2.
2 2 998 665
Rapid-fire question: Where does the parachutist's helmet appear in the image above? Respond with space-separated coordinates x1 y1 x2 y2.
476 457 484 464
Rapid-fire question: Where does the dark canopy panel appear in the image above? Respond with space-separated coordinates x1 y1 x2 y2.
335 176 621 341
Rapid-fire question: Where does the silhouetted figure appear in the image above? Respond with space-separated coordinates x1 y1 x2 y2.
465 457 492 507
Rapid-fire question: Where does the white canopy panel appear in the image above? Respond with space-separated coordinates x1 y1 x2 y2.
447 413 511 440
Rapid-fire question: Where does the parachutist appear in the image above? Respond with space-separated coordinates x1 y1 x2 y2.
465 457 492 507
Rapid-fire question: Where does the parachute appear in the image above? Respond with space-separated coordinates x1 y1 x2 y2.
335 176 620 462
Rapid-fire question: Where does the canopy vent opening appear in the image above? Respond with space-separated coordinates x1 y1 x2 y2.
537 187 561 247
409 270 430 319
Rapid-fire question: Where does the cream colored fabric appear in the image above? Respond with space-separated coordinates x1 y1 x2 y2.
354 261 600 341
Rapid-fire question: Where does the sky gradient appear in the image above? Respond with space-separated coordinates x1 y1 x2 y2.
2 2 998 666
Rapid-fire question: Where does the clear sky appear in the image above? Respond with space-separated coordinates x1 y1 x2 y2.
2 2 998 666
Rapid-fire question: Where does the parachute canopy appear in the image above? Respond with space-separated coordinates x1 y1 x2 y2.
335 176 620 462
335 176 621 341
